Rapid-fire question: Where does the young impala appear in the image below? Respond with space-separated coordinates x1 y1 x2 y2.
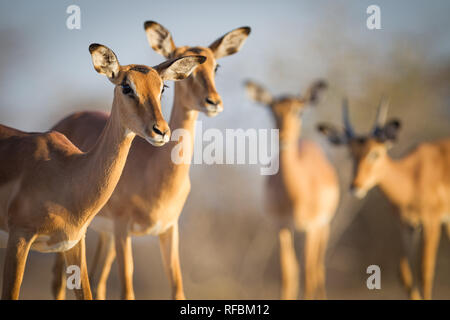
245 80 340 300
318 99 450 300
51 21 250 300
0 44 205 299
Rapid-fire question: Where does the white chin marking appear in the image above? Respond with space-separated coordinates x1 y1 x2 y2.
145 137 165 146
163 135 170 143
206 111 219 117
204 105 222 117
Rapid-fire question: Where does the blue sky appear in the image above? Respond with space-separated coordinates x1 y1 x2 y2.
0 0 449 130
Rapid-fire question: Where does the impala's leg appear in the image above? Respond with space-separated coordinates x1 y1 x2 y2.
63 235 92 300
278 227 299 300
114 221 134 300
303 228 320 300
89 232 106 282
445 223 450 241
316 224 330 300
1 230 35 300
399 224 422 300
94 233 115 300
421 219 441 300
159 222 186 300
51 252 67 300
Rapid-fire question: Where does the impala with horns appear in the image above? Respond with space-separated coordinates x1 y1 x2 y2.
50 22 250 300
245 80 339 300
318 98 450 300
0 44 205 299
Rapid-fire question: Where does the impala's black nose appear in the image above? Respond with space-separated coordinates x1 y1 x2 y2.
205 97 221 106
152 124 167 136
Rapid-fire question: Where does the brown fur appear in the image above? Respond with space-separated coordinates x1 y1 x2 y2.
0 44 204 300
245 80 339 300
50 22 250 300
352 138 450 300
318 103 450 300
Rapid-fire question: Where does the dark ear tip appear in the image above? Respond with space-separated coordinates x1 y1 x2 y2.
89 43 101 53
317 80 328 88
240 26 251 35
143 20 157 30
317 124 327 132
178 55 206 64
392 119 401 129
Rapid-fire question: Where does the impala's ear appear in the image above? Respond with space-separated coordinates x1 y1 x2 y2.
384 119 401 140
209 26 251 59
304 80 328 105
317 123 346 145
144 21 176 58
375 119 402 143
89 43 121 84
154 55 206 81
244 80 273 105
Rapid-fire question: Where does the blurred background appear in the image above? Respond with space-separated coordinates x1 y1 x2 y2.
0 0 450 299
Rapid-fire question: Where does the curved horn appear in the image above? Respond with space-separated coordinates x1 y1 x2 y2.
342 98 355 138
372 96 389 135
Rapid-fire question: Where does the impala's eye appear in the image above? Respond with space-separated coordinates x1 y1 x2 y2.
121 84 132 95
214 64 220 74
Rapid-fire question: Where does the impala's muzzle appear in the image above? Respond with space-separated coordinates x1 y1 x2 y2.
145 122 171 146
204 97 223 117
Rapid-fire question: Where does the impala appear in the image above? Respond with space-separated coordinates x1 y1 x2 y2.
245 80 340 300
0 43 205 300
51 22 250 300
318 99 450 300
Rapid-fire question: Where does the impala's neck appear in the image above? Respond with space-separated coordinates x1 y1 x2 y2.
279 115 302 149
170 86 199 146
378 153 416 208
144 83 198 181
276 117 303 202
73 96 135 220
279 116 302 167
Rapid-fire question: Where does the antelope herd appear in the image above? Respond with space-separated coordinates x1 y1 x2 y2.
0 20 448 301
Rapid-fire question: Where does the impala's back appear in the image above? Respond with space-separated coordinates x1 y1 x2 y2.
0 124 81 235
51 111 107 152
